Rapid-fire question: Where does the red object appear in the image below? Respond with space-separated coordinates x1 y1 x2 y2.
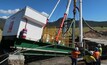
21 18 28 39
43 18 49 29
93 51 100 59
21 28 27 39
55 13 67 42
8 21 14 32
71 51 81 59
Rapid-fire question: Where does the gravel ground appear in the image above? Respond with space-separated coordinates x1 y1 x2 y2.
101 60 107 65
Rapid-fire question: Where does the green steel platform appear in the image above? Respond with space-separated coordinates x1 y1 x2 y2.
14 38 73 56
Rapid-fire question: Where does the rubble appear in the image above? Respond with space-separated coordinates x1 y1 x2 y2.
84 30 107 40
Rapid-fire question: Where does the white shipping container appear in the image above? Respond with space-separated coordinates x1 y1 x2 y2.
2 6 47 41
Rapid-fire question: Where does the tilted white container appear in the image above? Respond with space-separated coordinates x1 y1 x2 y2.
3 6 47 41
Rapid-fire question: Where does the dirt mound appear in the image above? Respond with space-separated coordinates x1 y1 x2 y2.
100 30 107 36
84 30 107 39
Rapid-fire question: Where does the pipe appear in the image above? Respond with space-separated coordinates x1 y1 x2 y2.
48 0 60 19
55 13 67 42
65 0 72 15
79 0 83 47
43 0 60 35
72 0 77 48
55 0 72 42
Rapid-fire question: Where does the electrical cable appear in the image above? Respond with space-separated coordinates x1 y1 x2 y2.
75 6 103 36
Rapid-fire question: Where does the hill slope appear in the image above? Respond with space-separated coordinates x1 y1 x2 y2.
0 18 6 30
46 18 107 27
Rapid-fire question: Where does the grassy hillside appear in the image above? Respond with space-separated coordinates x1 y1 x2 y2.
42 26 107 46
44 27 107 36
0 18 6 30
75 27 107 36
46 18 107 27
0 29 2 41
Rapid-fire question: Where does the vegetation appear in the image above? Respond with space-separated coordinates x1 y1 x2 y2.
0 18 6 30
46 18 107 27
0 29 2 41
42 26 107 46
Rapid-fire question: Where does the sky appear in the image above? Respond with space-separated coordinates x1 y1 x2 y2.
0 0 107 22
